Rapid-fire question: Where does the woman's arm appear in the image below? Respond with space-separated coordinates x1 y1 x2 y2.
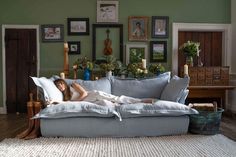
71 82 88 101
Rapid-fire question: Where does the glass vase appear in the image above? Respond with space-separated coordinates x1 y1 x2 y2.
186 56 194 67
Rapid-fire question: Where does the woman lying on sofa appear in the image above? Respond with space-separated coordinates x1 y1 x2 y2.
53 79 153 106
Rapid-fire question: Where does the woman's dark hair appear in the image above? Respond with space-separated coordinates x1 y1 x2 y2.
54 79 71 101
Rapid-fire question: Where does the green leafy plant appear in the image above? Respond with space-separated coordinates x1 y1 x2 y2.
73 56 93 71
179 41 200 57
127 63 147 78
149 63 165 74
99 55 122 73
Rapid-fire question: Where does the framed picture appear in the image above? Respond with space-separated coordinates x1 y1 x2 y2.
41 24 64 42
151 16 169 38
150 41 167 62
92 24 123 62
126 43 148 65
128 16 148 41
97 0 119 23
68 41 80 55
67 18 89 35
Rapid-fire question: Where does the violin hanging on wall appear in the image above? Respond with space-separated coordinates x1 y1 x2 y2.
103 29 112 56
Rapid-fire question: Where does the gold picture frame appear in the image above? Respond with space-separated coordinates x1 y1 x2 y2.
128 16 148 41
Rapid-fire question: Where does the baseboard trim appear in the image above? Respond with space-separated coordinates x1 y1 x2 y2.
0 107 7 114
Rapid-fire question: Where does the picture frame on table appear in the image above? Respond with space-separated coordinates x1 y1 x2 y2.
67 18 89 35
41 24 64 42
128 16 149 41
150 41 167 62
97 0 119 23
126 43 148 65
68 41 81 55
151 16 169 38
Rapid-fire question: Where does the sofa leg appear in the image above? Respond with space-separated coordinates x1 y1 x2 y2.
24 101 42 140
16 94 35 139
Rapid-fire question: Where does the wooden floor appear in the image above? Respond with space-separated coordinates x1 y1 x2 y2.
0 113 236 142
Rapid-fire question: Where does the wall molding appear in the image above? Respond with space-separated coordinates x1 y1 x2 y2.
1 25 40 114
172 23 232 75
0 107 7 114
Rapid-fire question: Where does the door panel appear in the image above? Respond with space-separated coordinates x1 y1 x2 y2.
5 29 37 113
178 31 222 75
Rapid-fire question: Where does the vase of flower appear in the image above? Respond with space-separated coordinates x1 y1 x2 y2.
186 56 194 67
179 41 201 67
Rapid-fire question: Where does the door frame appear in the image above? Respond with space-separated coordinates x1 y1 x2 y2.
172 23 232 75
1 25 40 114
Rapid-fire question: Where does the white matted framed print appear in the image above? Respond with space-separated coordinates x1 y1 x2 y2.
97 0 119 23
41 24 64 42
151 16 169 38
67 18 89 35
126 43 148 65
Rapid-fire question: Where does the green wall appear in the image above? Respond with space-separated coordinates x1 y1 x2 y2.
0 0 231 107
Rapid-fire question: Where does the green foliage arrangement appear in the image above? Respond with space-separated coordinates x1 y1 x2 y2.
148 63 165 74
127 63 147 78
179 41 200 57
73 56 93 71
99 55 122 73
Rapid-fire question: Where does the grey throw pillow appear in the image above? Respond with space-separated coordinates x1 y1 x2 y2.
160 75 190 102
111 72 171 99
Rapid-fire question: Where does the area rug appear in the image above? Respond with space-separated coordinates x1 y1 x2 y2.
0 134 235 157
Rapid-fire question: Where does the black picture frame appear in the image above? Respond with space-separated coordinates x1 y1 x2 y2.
151 16 169 38
150 41 167 62
41 24 64 42
67 18 89 35
92 24 123 62
68 41 81 55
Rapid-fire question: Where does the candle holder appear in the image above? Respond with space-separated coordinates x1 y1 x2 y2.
63 45 69 78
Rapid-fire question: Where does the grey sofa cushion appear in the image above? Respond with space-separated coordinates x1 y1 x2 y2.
160 76 190 102
58 77 112 94
118 100 198 118
33 101 120 119
111 72 171 99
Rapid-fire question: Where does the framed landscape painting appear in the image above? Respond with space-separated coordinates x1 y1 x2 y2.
126 43 148 65
150 41 167 62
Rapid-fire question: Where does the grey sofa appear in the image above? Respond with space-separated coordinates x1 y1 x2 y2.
33 72 198 137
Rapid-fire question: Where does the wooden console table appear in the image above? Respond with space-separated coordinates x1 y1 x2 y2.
187 86 235 109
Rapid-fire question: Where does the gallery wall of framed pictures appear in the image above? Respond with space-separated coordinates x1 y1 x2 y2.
40 0 170 66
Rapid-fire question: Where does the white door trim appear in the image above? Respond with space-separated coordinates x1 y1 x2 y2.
1 25 40 114
172 23 232 75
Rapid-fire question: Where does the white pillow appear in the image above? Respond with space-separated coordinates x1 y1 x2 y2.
31 77 63 102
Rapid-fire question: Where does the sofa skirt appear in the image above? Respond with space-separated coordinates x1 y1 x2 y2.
40 116 189 137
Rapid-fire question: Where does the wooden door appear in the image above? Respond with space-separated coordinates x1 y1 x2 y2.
178 31 222 75
5 29 37 113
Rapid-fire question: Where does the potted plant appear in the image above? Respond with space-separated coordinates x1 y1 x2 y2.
127 63 148 78
179 41 200 66
148 63 165 75
73 56 93 80
98 55 121 77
